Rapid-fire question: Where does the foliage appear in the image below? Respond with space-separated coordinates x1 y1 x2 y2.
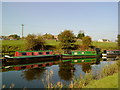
22 68 46 81
58 30 76 53
42 33 54 39
118 34 120 49
82 36 92 49
77 30 85 39
100 61 119 78
58 62 75 81
25 34 45 50
9 34 20 40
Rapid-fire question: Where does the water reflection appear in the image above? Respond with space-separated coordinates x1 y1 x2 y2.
22 67 46 81
2 57 117 88
58 61 75 81
81 64 91 73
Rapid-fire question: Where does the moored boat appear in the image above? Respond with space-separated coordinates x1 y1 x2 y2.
4 50 61 63
102 50 120 58
62 50 101 59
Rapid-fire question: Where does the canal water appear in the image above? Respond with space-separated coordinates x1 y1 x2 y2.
1 58 116 88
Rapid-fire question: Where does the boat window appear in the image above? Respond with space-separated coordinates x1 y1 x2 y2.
32 52 34 55
74 52 77 55
39 52 43 55
117 51 120 53
81 52 84 54
22 53 26 55
46 52 50 54
21 66 26 69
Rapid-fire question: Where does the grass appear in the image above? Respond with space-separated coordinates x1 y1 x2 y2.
84 73 118 88
76 41 118 50
92 41 118 50
45 40 60 46
1 40 118 49
2 40 25 46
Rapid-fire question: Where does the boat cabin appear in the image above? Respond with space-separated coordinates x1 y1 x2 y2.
14 50 53 57
105 50 120 55
72 50 97 55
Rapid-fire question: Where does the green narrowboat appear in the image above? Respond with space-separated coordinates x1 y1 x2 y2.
62 50 101 59
4 50 60 63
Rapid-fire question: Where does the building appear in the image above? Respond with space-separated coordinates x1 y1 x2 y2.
98 39 110 42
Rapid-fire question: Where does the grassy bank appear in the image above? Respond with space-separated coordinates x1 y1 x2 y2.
84 73 118 88
1 40 118 49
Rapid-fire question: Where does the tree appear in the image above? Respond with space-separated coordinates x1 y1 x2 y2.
58 30 76 53
59 62 75 81
25 34 45 50
9 34 20 40
82 36 92 49
22 68 46 81
77 30 85 39
118 34 120 49
42 33 54 39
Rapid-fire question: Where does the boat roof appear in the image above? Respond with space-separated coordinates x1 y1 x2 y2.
72 50 96 52
106 50 120 51
16 50 53 53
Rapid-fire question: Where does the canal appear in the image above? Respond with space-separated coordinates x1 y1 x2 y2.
1 58 116 88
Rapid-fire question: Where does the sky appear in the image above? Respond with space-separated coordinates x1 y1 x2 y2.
2 2 118 41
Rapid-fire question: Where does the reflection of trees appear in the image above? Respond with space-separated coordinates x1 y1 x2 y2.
58 62 75 81
81 64 91 73
22 67 46 81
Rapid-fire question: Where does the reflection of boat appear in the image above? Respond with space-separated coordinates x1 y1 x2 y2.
71 58 97 64
4 50 60 63
61 58 99 64
2 61 59 72
102 50 120 58
62 50 101 59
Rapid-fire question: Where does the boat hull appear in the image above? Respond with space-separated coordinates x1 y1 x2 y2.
4 55 61 65
62 55 99 59
106 54 120 58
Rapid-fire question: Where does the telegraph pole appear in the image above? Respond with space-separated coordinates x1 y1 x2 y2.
22 24 24 39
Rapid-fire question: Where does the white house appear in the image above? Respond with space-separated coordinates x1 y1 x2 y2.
98 39 110 42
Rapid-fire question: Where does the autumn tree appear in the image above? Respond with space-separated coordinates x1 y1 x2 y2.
58 30 76 53
25 34 45 50
9 34 20 40
82 36 92 49
42 33 54 39
77 30 85 39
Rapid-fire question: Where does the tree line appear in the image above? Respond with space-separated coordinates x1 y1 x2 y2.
25 30 92 53
1 30 85 40
2 30 119 54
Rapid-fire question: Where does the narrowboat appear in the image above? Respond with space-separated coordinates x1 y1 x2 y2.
62 50 101 59
4 50 61 63
102 50 120 58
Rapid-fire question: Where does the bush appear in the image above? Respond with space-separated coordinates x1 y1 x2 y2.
25 34 45 50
